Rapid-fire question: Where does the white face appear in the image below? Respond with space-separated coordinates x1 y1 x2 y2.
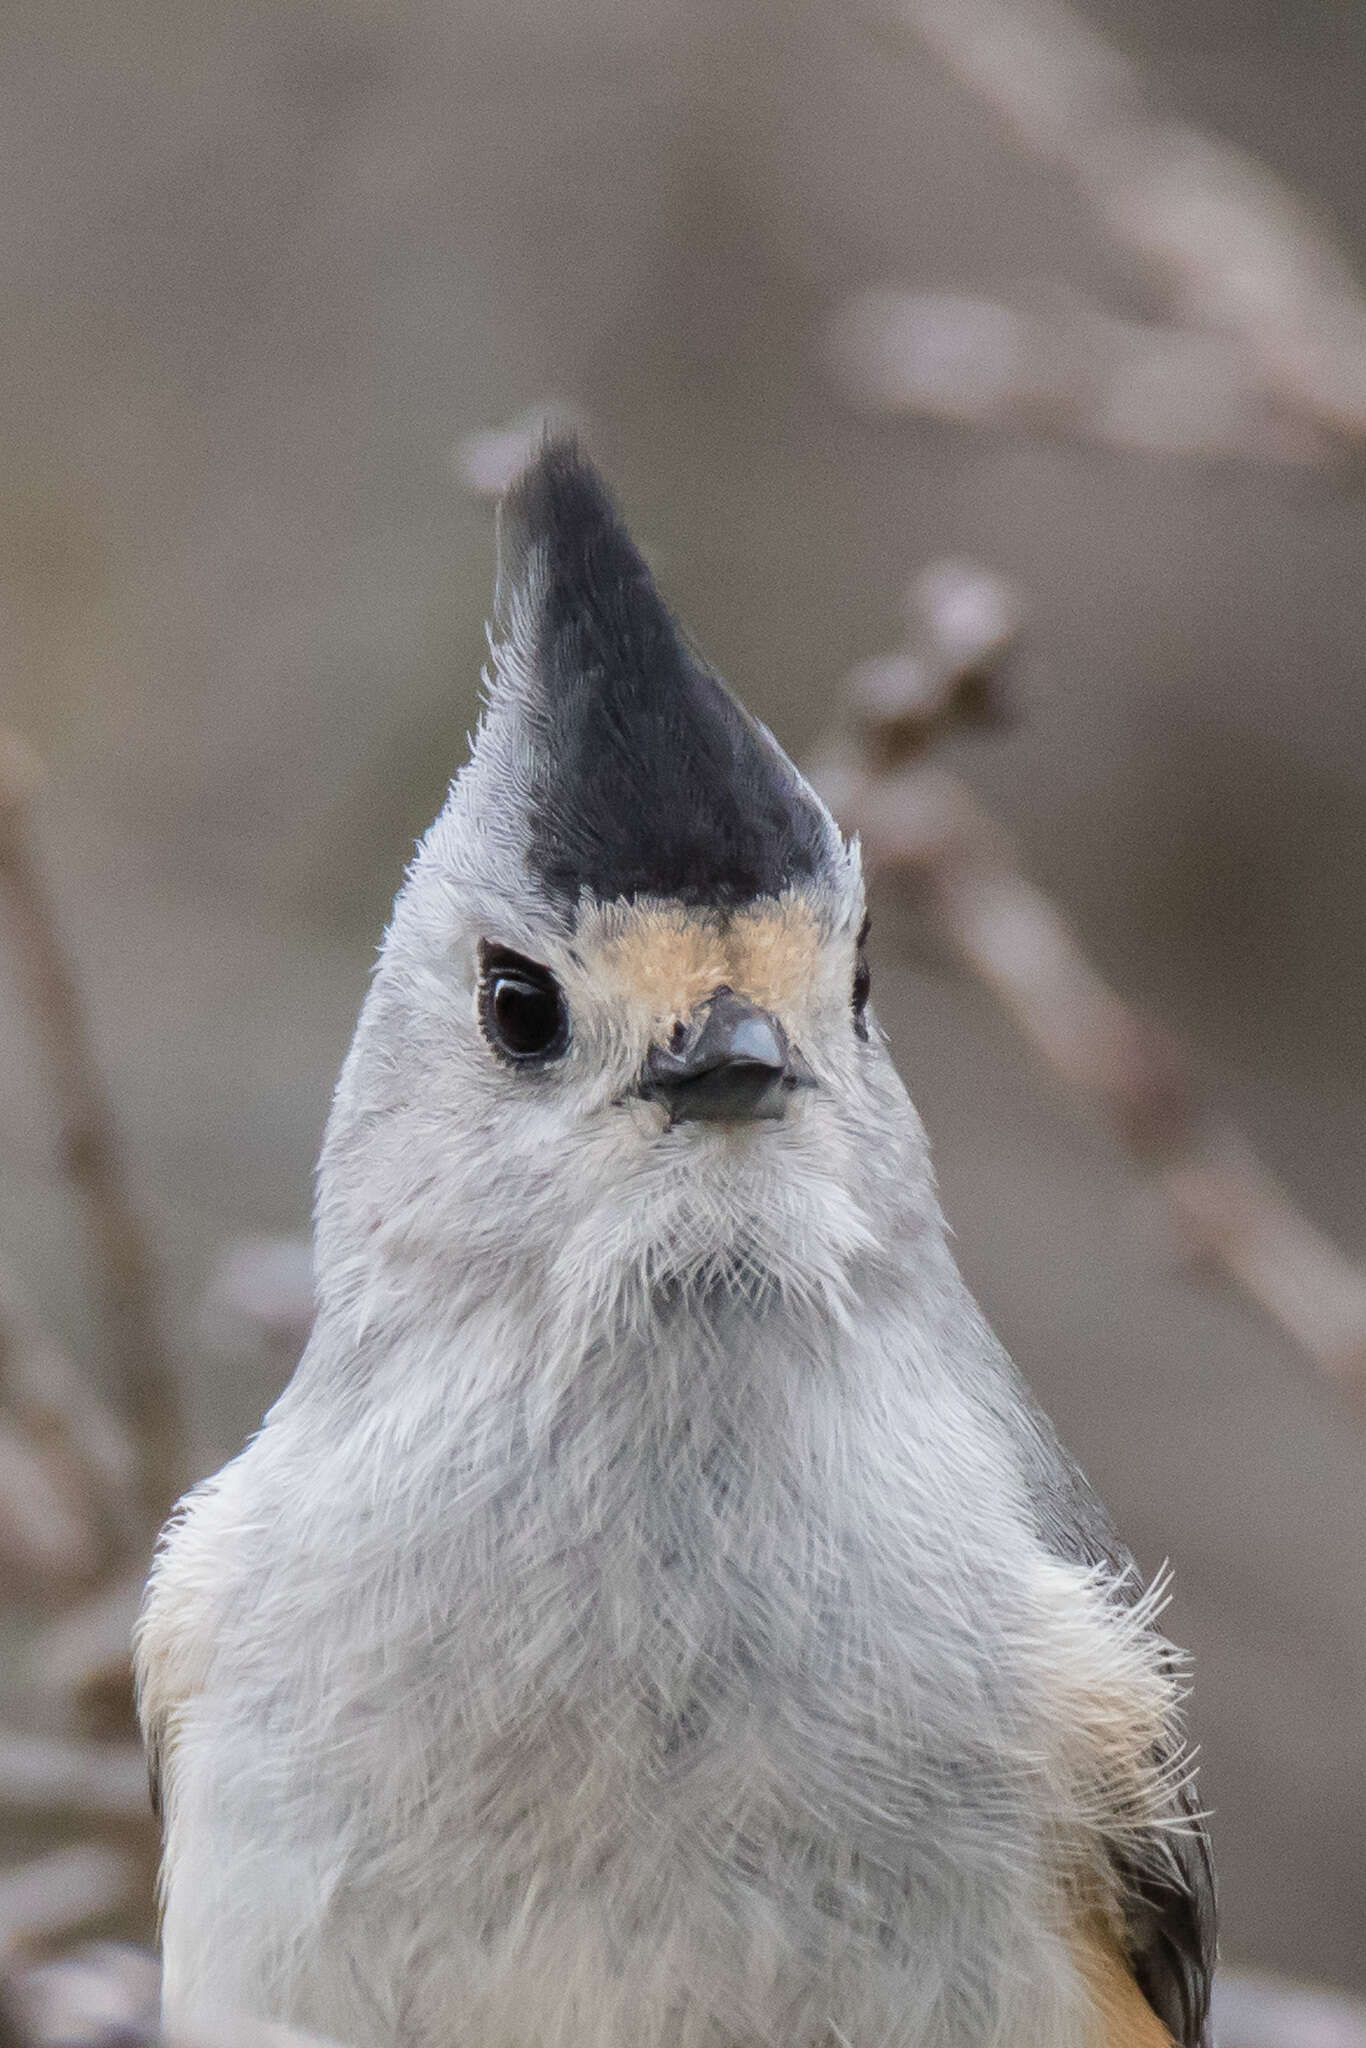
312 438 937 1364
314 829 931 1359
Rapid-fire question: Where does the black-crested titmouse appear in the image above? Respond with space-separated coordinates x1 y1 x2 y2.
137 442 1214 2048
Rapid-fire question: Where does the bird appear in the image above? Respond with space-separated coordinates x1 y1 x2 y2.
136 439 1214 2048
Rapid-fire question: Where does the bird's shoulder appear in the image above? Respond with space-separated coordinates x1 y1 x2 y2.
134 1466 241 1824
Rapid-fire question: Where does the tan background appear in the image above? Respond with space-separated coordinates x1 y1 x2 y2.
1 0 1363 1993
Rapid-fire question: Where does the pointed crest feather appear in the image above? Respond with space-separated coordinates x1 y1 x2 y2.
491 437 838 909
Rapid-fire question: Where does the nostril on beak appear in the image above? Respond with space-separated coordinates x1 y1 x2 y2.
640 991 809 1125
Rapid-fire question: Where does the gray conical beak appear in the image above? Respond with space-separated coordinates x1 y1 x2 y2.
640 990 814 1125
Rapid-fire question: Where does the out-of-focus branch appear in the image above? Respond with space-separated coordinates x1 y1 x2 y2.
0 1850 135 1961
0 733 185 1522
0 1943 160 2048
826 285 1332 462
0 1421 103 1603
901 0 1366 437
27 1575 147 1740
0 1276 141 1576
1 1946 336 2048
809 564 1366 1405
841 0 1366 451
0 1732 150 1832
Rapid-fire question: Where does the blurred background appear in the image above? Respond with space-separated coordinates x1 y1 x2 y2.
1 0 1364 2026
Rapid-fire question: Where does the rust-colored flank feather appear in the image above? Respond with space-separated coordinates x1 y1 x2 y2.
1073 1916 1176 2047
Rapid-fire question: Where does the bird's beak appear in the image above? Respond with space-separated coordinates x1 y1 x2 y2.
640 989 814 1125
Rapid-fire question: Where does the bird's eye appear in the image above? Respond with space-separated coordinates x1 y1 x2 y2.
852 916 871 1041
477 943 569 1065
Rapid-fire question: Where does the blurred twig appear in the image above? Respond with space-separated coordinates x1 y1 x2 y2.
0 1420 103 1604
0 1851 135 1962
810 563 1366 1406
0 1276 141 1583
1 1944 337 2048
27 1576 150 1743
839 0 1366 453
0 1943 160 2048
0 733 185 1523
0 1733 150 1832
827 284 1332 462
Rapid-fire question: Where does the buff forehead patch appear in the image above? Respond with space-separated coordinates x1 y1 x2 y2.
588 897 828 1024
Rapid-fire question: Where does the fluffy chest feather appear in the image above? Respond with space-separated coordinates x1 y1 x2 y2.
145 1301 1172 2048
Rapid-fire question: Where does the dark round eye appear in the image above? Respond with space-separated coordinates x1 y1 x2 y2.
478 943 569 1065
852 916 871 1040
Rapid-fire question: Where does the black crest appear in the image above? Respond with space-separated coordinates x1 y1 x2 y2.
496 439 834 909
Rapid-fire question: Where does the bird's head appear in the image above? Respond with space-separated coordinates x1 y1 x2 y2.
315 443 938 1363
